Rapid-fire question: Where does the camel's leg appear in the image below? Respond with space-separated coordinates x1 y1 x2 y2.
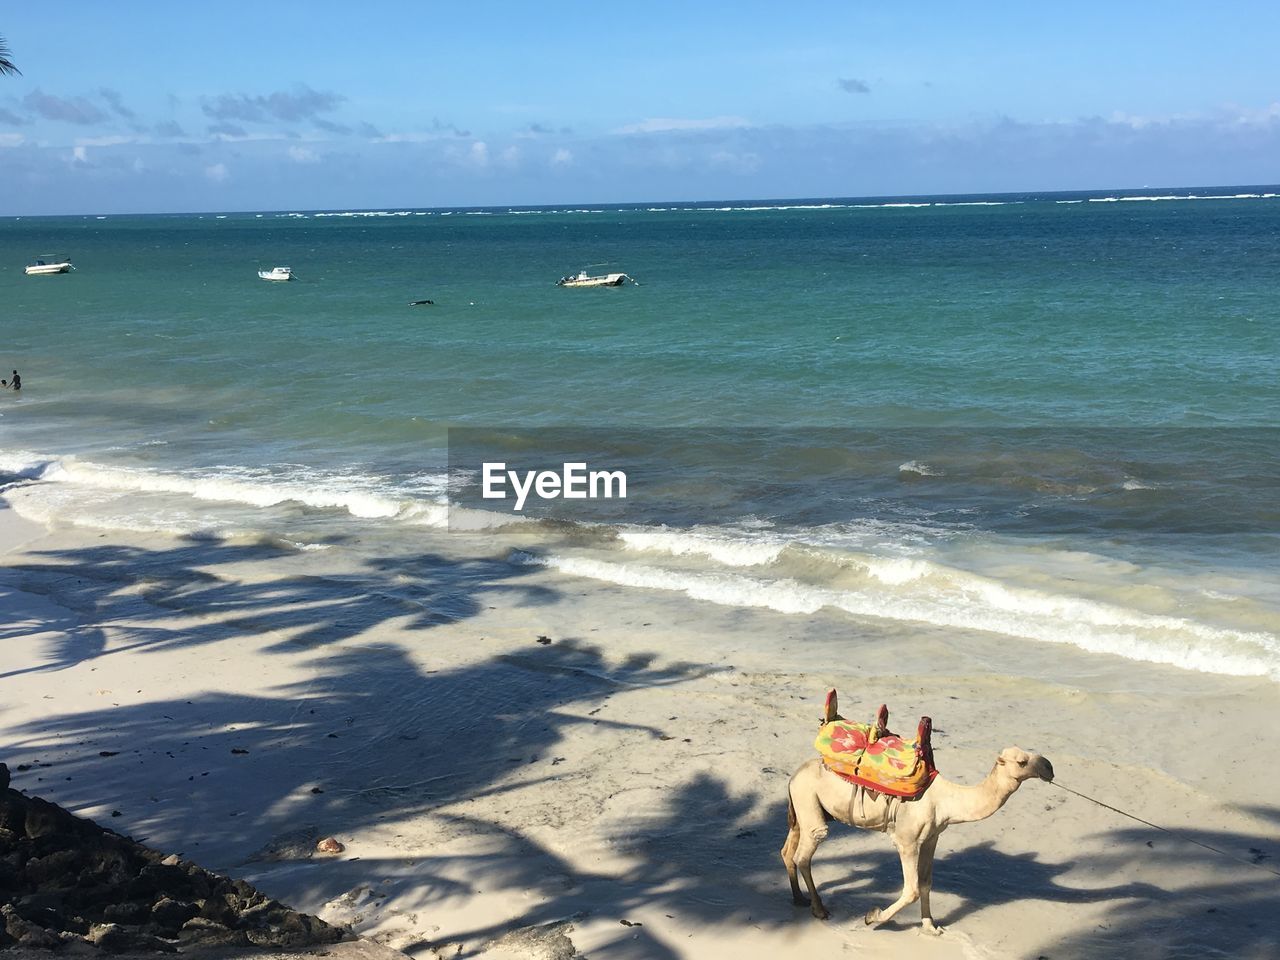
787 783 831 919
864 839 921 927
918 835 942 936
781 796 805 905
794 827 830 920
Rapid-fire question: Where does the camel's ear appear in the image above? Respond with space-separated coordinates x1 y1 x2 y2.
823 689 840 725
874 704 889 738
996 755 1007 766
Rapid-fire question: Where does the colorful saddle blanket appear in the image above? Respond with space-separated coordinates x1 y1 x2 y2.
814 691 938 799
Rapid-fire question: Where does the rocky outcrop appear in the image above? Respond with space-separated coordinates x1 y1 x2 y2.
0 763 348 952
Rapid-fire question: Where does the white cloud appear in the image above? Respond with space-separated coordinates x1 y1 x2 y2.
1228 101 1280 127
0 133 26 148
1104 111 1149 130
288 145 320 164
615 116 751 135
212 128 295 143
72 145 89 164
551 147 573 167
205 162 229 182
1101 102 1280 132
444 139 491 169
500 145 520 167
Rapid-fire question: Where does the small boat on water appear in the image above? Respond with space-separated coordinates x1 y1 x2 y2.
258 266 294 282
556 269 638 288
25 257 74 276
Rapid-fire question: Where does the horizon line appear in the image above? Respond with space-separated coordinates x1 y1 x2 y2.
5 181 1280 220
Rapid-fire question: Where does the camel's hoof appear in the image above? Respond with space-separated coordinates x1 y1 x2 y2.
920 922 944 937
811 906 829 921
864 909 882 926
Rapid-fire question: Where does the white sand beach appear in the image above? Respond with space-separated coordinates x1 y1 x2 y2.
2 499 1278 960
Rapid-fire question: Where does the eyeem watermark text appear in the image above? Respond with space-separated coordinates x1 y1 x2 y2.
482 462 628 511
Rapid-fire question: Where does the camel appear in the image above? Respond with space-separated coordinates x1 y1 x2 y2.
782 746 1054 934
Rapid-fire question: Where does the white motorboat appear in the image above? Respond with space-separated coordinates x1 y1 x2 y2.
556 270 638 287
258 266 294 282
25 257 74 276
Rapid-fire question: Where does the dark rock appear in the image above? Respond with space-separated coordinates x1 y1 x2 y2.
281 913 341 947
240 898 288 928
2 904 63 949
17 924 63 949
196 896 236 925
100 903 149 926
15 892 66 914
2 903 30 935
180 869 211 900
12 902 64 932
0 763 9 791
87 922 177 953
24 799 68 839
1 784 350 951
62 916 92 936
124 873 159 901
78 848 133 890
179 917 250 948
150 897 199 932
0 797 24 832
220 890 244 915
25 849 85 884
245 911 341 948
0 850 23 879
139 861 187 888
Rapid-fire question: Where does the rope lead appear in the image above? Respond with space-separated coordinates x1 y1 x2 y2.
1054 782 1280 879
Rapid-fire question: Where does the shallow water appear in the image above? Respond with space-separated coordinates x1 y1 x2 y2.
2 188 1278 677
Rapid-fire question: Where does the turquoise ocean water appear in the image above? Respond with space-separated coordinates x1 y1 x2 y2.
2 188 1278 677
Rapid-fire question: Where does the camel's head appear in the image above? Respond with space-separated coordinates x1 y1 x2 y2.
996 747 1054 784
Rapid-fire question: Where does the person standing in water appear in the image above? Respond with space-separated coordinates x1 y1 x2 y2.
9 370 19 391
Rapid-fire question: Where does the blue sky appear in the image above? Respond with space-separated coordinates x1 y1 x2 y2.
2 2 1279 214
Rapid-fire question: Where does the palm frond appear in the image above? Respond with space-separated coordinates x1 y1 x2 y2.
0 36 21 77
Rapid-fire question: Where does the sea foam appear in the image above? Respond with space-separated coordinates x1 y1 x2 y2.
0 450 429 521
514 549 1280 679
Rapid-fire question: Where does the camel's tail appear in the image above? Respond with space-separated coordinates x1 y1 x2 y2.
787 791 797 832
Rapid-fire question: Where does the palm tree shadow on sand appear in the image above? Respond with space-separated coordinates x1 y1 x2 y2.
1 531 721 842
0 532 559 677
3 532 1278 958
